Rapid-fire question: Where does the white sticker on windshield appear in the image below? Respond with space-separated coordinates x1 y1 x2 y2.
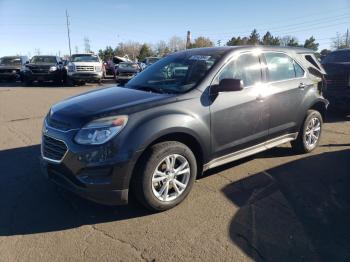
189 55 211 61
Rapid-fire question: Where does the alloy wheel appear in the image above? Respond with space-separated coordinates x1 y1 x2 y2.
304 117 321 148
151 154 191 202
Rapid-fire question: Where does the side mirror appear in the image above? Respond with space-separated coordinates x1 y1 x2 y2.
219 79 243 92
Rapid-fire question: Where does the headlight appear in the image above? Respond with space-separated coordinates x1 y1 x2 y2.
95 66 102 72
49 66 57 72
74 115 128 145
68 64 75 72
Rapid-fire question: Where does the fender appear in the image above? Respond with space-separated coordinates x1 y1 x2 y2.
118 112 211 162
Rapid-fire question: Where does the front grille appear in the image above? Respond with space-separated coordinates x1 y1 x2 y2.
119 72 135 76
76 66 94 72
0 69 18 74
42 135 68 162
30 66 50 74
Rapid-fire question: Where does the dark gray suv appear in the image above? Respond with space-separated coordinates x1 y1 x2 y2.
40 46 328 211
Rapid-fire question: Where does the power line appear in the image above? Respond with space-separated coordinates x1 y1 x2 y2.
192 8 350 33
202 15 350 37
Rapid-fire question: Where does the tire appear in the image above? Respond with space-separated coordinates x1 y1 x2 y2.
291 110 323 153
133 141 197 211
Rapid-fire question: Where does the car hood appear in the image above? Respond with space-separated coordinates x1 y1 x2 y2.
71 62 101 66
118 67 139 73
49 87 175 129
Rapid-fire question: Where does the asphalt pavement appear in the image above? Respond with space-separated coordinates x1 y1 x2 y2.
0 82 349 262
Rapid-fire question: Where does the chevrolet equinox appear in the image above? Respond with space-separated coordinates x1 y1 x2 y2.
41 47 328 211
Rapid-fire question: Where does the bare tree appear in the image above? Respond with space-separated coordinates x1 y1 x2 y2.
34 48 41 55
168 36 186 52
155 40 170 56
115 41 142 61
331 32 348 49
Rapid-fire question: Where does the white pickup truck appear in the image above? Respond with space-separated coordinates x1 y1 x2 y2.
67 54 104 84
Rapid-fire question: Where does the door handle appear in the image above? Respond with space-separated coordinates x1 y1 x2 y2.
298 83 307 89
256 94 264 102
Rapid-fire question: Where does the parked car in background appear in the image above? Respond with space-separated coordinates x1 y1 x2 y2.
322 48 350 113
103 59 116 78
41 46 328 211
67 54 104 85
115 62 142 84
23 55 66 85
0 56 29 81
143 56 161 67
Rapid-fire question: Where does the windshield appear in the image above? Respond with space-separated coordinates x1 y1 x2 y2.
119 63 139 69
126 50 225 94
31 56 56 63
71 55 99 62
323 50 350 63
0 57 21 66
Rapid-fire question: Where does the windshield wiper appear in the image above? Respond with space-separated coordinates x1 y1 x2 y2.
132 85 167 94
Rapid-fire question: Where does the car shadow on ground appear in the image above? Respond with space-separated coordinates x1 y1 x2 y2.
222 149 350 262
325 112 350 123
0 145 152 237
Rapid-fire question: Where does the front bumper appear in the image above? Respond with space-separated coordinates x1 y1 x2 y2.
41 158 129 205
68 72 103 81
23 71 61 81
40 121 139 205
116 75 135 82
0 69 21 79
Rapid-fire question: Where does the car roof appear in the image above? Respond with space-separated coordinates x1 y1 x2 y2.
330 48 350 53
32 55 56 57
72 53 98 56
176 46 315 56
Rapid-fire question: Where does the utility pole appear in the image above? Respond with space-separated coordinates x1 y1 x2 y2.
346 29 349 48
186 31 191 49
84 37 91 53
66 10 72 56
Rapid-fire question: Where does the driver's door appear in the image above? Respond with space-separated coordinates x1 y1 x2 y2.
209 52 269 160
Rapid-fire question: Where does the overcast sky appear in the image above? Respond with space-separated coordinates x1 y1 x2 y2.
0 0 349 57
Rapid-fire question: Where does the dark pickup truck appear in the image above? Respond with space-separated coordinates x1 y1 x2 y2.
0 56 29 81
23 55 67 85
322 48 350 113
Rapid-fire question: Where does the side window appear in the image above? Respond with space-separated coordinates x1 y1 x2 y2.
265 53 295 81
215 53 262 87
294 61 304 78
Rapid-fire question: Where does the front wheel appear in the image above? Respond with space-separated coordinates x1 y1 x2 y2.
133 141 197 211
291 110 323 153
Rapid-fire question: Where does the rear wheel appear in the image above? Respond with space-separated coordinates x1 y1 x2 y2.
133 141 197 211
291 110 323 153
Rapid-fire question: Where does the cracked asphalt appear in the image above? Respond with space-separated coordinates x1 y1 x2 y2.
0 82 349 262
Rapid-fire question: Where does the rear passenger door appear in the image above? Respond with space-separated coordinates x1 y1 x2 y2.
263 52 312 139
